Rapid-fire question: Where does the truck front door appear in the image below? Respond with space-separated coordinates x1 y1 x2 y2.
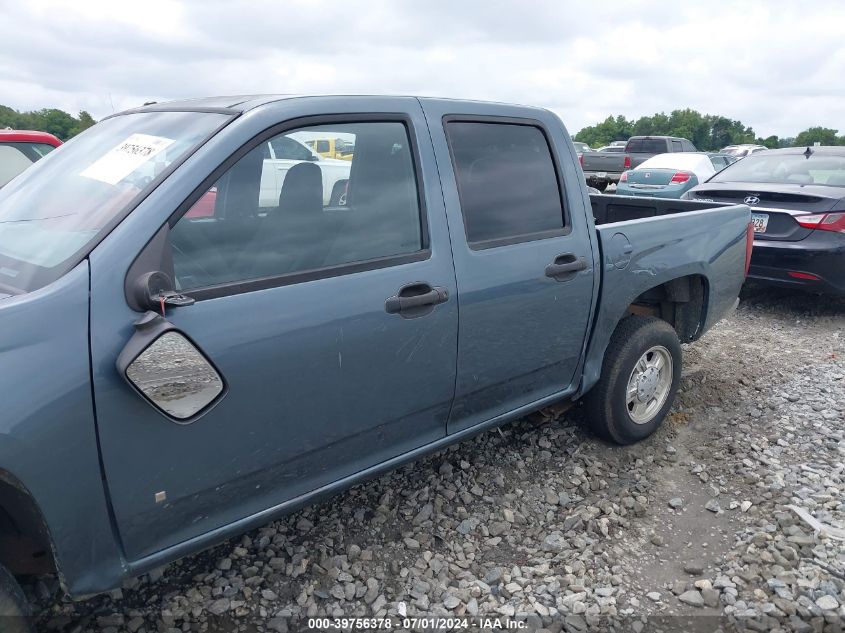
89 100 458 561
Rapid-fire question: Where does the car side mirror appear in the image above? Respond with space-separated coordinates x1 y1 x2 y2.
117 312 225 422
133 271 195 312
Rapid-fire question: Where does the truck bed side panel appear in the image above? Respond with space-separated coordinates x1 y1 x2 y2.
579 205 750 396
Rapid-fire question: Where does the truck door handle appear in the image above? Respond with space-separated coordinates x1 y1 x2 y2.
385 283 449 317
545 254 587 281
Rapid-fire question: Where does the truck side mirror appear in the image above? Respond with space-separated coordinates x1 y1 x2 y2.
117 312 226 422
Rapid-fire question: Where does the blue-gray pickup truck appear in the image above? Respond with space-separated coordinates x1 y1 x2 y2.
0 96 752 621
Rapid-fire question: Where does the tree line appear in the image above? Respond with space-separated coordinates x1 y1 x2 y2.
573 109 845 151
4 102 843 151
0 104 96 141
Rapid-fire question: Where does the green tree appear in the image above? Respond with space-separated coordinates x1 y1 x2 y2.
70 111 96 137
793 127 842 147
573 115 633 148
757 135 780 149
632 112 671 138
0 105 98 140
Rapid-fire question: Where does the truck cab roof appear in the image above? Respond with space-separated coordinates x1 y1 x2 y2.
115 95 549 116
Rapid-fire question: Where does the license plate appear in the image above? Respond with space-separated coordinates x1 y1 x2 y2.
751 213 769 233
596 172 607 179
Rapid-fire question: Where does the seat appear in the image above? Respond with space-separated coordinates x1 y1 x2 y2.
173 148 266 288
250 161 327 277
276 162 323 217
328 128 420 264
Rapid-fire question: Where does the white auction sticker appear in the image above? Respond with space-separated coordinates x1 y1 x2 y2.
80 133 175 185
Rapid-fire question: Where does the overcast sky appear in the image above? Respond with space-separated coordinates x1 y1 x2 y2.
2 0 843 138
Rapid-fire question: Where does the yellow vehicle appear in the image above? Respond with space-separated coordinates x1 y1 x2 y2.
305 137 354 161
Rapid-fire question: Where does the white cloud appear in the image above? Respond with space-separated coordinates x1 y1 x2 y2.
1 0 843 138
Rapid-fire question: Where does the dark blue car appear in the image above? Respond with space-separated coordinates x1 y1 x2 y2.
686 146 845 294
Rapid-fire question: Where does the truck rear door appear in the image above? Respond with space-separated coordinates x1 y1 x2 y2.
419 99 597 433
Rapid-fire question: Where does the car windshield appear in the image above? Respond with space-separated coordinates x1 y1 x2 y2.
0 110 228 294
709 152 845 187
721 147 749 157
573 142 589 153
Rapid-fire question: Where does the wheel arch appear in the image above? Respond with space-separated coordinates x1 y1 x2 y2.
577 271 713 398
0 469 58 578
627 273 710 343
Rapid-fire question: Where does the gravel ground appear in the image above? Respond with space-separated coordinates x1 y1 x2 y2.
29 283 844 632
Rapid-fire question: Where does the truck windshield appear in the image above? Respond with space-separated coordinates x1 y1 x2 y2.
0 110 229 294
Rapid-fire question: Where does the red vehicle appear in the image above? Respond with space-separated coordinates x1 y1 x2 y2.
0 129 62 187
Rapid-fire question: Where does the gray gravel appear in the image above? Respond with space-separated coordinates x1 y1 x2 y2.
29 283 844 632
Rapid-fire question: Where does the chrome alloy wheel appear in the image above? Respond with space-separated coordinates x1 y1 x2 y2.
625 345 673 424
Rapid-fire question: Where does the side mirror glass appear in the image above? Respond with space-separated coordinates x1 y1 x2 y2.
125 331 224 420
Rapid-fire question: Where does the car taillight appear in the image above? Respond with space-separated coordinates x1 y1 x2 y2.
670 171 691 183
620 171 628 182
623 155 631 169
788 271 821 280
579 154 584 167
795 212 845 233
744 222 754 277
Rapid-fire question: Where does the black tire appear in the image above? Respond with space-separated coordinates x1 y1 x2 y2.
584 315 682 445
0 563 33 633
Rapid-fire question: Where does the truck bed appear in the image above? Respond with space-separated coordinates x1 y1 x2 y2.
578 196 751 399
590 193 730 225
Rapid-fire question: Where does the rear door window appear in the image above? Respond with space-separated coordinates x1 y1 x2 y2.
671 140 683 152
445 121 566 247
626 138 668 153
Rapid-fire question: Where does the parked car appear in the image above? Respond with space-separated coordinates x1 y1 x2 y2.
609 140 627 147
617 152 728 198
685 146 845 294
0 95 750 621
709 152 738 171
625 135 697 170
580 147 628 191
720 144 767 159
0 129 61 187
572 141 592 154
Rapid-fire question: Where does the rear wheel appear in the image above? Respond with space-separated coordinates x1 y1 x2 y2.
0 563 32 633
585 316 681 444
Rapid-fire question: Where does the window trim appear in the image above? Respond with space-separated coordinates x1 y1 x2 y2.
442 114 572 251
155 113 431 303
